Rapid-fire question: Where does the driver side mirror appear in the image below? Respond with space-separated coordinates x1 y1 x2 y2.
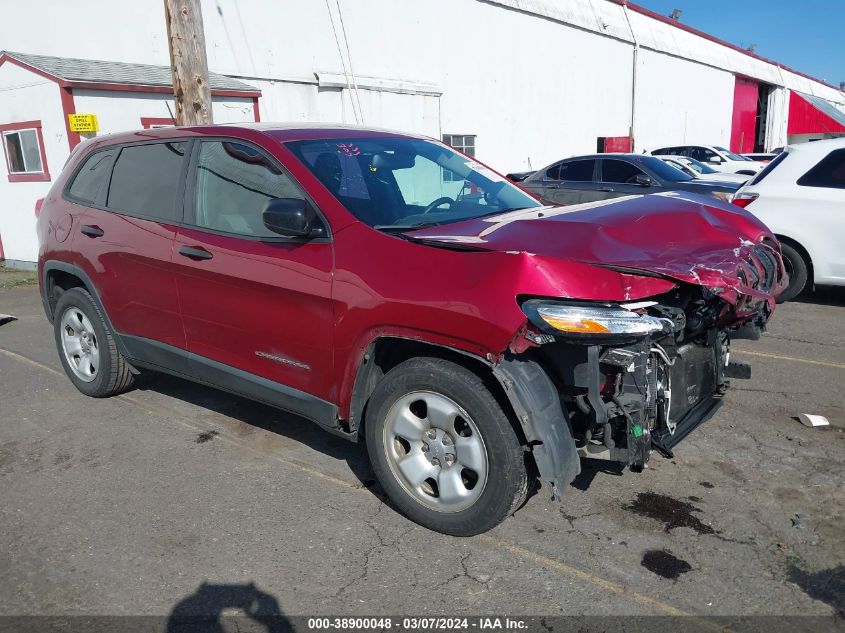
635 174 653 187
262 198 324 238
708 156 723 164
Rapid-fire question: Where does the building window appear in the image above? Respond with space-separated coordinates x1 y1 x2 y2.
1 121 50 182
442 134 476 182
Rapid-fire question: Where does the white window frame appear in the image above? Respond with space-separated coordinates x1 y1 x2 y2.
442 134 476 182
1 121 50 182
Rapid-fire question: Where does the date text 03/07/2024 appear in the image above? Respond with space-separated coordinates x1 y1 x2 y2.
306 617 529 630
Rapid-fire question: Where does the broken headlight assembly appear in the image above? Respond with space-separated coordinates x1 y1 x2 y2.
521 300 669 338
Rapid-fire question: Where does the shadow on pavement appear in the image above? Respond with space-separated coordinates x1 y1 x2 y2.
570 458 625 491
167 582 291 633
135 374 380 492
793 285 845 307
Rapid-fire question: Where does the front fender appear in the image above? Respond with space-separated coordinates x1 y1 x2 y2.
493 356 580 498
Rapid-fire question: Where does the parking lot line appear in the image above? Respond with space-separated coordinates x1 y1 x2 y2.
1 345 719 622
732 349 845 369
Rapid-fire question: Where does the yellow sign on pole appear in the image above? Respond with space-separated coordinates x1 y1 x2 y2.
68 114 99 133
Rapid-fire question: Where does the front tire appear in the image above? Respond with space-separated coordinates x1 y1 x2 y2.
53 287 135 397
777 243 809 303
365 357 528 536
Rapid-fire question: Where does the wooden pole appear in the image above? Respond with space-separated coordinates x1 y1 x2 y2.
163 0 213 126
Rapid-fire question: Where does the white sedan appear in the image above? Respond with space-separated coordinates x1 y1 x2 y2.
656 155 749 184
651 145 762 176
731 138 845 301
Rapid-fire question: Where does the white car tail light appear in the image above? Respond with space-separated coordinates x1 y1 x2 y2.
731 192 759 208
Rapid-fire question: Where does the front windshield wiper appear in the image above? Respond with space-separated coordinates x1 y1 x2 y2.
374 221 442 232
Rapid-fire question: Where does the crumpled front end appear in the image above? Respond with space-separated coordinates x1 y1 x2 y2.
504 238 787 491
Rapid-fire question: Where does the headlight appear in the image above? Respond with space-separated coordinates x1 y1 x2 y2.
522 300 667 336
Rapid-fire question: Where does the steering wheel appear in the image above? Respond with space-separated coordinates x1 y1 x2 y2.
421 196 454 214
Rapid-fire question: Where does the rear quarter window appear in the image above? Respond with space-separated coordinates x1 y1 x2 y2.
66 148 117 205
796 149 845 190
747 151 788 186
107 142 188 220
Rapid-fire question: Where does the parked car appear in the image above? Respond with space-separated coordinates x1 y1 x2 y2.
742 152 778 163
518 153 740 206
38 124 785 535
651 145 762 176
655 155 749 184
731 137 845 301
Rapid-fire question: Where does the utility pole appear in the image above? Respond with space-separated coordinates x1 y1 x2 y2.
164 0 213 125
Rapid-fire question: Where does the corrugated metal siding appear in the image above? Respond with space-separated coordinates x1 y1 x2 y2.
488 0 844 105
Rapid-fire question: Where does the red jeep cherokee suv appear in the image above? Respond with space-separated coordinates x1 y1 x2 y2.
37 124 786 535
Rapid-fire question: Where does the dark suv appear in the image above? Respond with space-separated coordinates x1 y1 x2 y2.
38 124 786 535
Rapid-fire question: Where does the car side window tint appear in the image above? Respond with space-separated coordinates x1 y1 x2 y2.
545 163 561 180
67 148 117 205
193 141 312 237
558 160 594 182
699 147 718 162
601 159 645 184
107 142 187 220
797 149 845 190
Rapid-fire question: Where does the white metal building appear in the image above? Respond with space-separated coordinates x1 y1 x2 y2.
1 0 843 266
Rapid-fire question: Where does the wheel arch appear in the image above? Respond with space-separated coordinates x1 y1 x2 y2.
347 337 501 437
348 336 580 494
41 261 129 357
774 234 814 283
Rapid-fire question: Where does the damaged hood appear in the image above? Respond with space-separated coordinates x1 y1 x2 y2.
407 192 786 309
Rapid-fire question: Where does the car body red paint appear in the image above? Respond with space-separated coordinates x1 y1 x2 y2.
37 123 787 416
36 124 786 533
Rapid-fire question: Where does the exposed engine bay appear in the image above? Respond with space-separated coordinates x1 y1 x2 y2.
517 267 778 471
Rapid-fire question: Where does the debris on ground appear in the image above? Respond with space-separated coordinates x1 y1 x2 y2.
796 413 830 427
0 314 17 326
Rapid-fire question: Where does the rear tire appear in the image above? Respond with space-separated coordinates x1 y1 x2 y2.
365 357 528 536
53 287 135 397
777 243 809 303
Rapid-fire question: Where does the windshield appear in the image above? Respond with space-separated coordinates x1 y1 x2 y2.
679 156 716 174
639 155 694 182
286 137 540 229
714 146 749 161
663 158 696 177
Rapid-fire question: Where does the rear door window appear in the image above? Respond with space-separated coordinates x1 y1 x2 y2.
558 159 595 182
796 149 845 190
66 148 117 205
600 159 645 183
107 142 189 221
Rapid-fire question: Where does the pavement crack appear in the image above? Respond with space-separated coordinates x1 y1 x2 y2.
442 552 493 590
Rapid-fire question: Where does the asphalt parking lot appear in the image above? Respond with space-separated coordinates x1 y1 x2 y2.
1 280 843 623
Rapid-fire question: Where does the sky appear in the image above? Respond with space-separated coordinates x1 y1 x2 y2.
634 0 845 86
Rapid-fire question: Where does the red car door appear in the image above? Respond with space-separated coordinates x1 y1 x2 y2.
70 140 188 364
172 139 335 418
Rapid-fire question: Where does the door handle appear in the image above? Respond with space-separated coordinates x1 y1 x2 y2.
178 245 213 261
80 224 104 238
599 187 615 192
